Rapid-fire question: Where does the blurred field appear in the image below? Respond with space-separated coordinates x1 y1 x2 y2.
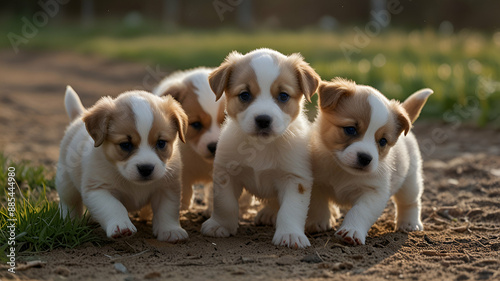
1 22 499 125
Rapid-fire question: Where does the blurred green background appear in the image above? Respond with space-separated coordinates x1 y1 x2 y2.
1 0 499 124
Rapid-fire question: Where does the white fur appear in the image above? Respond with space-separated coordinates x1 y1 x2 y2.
201 49 314 249
56 89 188 242
307 86 427 245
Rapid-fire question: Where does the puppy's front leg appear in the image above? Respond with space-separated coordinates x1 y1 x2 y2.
180 180 194 211
273 181 312 249
335 189 389 245
151 178 188 242
201 170 241 237
83 189 137 238
305 185 333 233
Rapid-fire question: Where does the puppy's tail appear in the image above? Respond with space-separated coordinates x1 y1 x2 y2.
64 85 85 121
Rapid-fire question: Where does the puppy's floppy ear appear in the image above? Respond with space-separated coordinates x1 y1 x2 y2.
402 88 433 123
390 101 412 136
289 53 321 102
318 78 356 110
163 95 188 143
209 51 242 101
158 83 186 104
82 96 115 147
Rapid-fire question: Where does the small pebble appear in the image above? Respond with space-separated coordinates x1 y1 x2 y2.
301 254 323 264
114 263 128 274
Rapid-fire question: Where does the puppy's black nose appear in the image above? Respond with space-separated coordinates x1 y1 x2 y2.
255 115 272 129
207 142 217 155
357 153 372 167
137 164 155 177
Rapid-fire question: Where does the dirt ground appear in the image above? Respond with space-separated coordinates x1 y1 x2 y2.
0 50 499 281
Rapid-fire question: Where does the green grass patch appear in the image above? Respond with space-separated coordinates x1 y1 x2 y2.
1 21 499 124
0 154 101 260
0 154 54 200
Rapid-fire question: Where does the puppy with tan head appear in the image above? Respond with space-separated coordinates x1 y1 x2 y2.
306 78 432 245
201 48 320 248
153 68 225 212
56 86 189 242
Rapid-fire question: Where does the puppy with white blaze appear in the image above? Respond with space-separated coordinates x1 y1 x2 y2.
201 48 321 248
56 86 189 242
153 68 252 215
306 78 432 245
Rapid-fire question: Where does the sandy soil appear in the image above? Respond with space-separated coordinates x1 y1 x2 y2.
0 50 499 281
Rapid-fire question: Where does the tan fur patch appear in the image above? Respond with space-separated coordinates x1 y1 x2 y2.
225 62 261 118
102 98 139 163
271 66 302 120
298 184 305 194
319 88 371 152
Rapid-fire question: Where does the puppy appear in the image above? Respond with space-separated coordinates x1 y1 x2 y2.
153 68 253 215
201 48 320 248
55 86 189 242
306 78 432 245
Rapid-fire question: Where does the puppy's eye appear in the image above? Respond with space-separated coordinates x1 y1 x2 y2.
156 140 167 149
119 142 134 152
278 92 290 103
379 138 387 147
239 91 252 102
343 126 357 136
190 122 203 130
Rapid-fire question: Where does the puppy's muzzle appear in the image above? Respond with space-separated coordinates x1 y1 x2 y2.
254 115 273 136
207 142 217 157
357 153 372 168
137 164 155 178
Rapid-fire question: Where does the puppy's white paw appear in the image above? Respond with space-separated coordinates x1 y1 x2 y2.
305 218 332 234
255 207 277 226
106 220 137 239
272 232 311 249
397 220 424 232
335 227 366 245
201 218 235 237
155 227 189 242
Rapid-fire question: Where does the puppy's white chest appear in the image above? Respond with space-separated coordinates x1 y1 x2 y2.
237 166 282 199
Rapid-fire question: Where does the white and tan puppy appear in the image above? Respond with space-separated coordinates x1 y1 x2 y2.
306 78 432 245
201 48 320 248
56 86 189 242
154 68 233 213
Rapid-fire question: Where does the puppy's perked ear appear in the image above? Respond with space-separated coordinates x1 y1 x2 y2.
402 88 433 123
82 96 115 147
290 54 321 103
163 96 188 143
209 51 242 101
318 78 357 110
